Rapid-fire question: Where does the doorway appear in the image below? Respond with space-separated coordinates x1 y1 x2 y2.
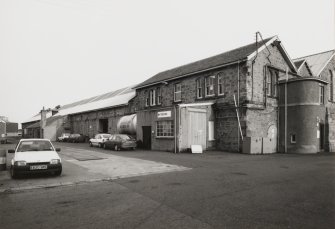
320 123 324 151
99 119 108 133
142 126 152 150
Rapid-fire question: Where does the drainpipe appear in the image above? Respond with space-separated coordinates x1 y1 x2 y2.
174 105 177 154
284 68 288 153
237 61 241 152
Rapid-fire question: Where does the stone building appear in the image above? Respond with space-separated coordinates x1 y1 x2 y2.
133 36 299 153
288 50 335 153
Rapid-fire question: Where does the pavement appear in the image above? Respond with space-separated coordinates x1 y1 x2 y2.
0 143 190 192
1 142 335 228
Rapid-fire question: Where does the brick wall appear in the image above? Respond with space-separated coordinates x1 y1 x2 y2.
320 55 335 151
70 106 133 138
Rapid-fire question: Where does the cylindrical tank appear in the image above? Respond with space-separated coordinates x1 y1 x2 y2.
117 114 137 135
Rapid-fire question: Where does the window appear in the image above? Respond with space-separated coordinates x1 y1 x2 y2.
157 87 161 105
266 71 272 96
267 69 278 97
156 120 174 137
196 78 203 98
290 134 296 143
320 85 325 104
145 91 149 107
218 74 224 95
150 89 156 106
174 83 181 102
272 71 278 97
205 75 215 96
329 70 334 102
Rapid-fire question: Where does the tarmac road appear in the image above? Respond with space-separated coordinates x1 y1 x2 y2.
1 142 335 228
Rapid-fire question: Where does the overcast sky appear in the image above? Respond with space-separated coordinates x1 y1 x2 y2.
0 0 334 125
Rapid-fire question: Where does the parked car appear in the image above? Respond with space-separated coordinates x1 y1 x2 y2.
67 134 86 143
89 133 111 148
104 134 137 151
57 133 70 142
8 139 62 178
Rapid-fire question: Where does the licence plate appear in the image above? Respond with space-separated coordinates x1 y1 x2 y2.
30 165 48 170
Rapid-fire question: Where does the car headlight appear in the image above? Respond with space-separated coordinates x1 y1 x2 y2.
50 159 60 164
16 161 27 166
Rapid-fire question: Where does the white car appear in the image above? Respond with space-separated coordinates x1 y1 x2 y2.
8 139 62 178
89 134 111 148
57 133 70 142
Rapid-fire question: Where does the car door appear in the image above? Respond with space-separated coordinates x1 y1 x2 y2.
106 135 115 149
92 134 99 146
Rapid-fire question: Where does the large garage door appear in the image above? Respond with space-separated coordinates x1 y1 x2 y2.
187 108 207 149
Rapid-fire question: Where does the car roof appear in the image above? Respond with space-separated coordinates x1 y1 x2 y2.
20 138 51 142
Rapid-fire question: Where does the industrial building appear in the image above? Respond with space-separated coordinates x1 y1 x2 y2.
22 86 136 141
21 36 335 154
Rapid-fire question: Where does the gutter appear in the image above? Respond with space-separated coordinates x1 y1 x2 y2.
134 59 247 90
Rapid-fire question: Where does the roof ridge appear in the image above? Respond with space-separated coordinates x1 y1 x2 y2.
293 49 335 60
155 36 275 76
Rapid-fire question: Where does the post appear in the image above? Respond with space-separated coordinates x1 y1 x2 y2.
234 94 243 142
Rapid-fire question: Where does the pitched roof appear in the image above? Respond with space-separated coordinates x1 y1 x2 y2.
22 86 136 124
134 36 276 89
294 50 335 76
294 59 305 69
54 89 135 116
23 111 53 124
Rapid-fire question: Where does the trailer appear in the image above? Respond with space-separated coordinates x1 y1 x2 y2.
0 120 19 144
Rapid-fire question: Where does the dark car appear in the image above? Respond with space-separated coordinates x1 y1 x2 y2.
103 134 137 151
67 134 86 143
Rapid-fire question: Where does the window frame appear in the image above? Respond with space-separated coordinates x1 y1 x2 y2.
149 89 156 106
205 75 215 97
320 85 325 104
329 70 334 102
156 120 174 138
196 78 203 99
157 87 162 105
174 83 182 102
266 71 272 96
267 68 278 98
217 74 224 95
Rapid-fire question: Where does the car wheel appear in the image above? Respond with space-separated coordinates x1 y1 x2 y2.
10 166 17 179
89 142 93 147
132 147 136 150
99 143 102 148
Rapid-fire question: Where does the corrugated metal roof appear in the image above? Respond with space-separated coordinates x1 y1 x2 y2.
135 36 275 89
23 86 135 124
54 90 135 116
23 111 53 124
294 50 335 76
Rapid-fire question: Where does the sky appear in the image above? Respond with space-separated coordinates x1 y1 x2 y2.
0 0 334 125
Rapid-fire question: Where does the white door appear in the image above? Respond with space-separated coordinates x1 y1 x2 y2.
264 125 277 154
187 108 207 149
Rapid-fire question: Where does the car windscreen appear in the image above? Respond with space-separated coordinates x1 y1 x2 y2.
119 135 131 140
17 141 54 152
102 134 111 138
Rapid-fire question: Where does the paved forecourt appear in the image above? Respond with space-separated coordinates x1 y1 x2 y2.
0 144 190 193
